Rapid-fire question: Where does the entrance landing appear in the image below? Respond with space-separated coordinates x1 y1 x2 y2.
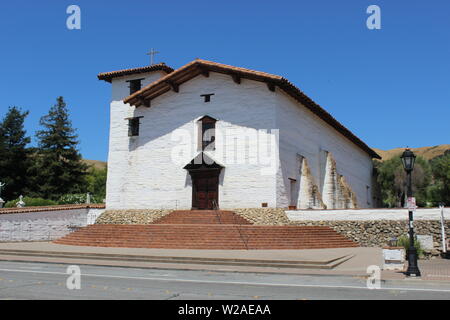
153 210 252 225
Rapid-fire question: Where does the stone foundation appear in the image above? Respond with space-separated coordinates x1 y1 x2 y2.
234 209 449 252
290 220 450 248
232 208 290 225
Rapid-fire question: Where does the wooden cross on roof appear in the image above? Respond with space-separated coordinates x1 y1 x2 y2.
146 48 159 65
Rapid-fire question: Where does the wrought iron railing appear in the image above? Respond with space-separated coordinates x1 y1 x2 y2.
211 199 221 224
233 209 249 250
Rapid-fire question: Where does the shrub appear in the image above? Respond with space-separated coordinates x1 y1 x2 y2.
4 197 57 208
57 193 102 205
85 167 107 200
397 235 424 259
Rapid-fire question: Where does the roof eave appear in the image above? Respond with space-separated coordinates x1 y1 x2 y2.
97 63 174 83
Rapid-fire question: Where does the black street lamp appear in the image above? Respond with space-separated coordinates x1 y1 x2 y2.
400 148 421 277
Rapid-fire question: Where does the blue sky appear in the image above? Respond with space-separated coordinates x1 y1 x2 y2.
0 1 449 161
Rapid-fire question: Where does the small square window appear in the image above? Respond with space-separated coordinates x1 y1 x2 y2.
200 93 214 102
127 78 145 95
127 117 143 136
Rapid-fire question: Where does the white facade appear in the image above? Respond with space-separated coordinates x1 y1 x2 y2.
104 67 375 210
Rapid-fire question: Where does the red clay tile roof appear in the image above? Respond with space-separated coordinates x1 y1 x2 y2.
97 63 174 82
0 204 105 215
123 59 380 159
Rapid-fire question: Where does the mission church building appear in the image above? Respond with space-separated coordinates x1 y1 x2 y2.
98 59 380 211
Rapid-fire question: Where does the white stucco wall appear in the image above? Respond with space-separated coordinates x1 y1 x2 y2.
111 71 168 102
106 69 375 210
106 72 278 209
274 90 374 209
0 208 104 242
107 70 170 209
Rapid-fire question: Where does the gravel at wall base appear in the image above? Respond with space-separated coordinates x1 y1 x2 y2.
95 209 172 224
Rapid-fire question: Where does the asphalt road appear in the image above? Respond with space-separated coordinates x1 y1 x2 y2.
0 261 450 300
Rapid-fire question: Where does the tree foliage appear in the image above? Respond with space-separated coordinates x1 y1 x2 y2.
30 97 88 200
0 106 31 200
375 151 449 207
0 97 107 205
85 167 107 200
428 152 450 206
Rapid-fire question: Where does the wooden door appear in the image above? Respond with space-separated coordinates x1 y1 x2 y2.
193 173 218 210
206 175 218 209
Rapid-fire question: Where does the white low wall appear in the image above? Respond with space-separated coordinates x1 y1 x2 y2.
0 208 104 242
286 207 450 221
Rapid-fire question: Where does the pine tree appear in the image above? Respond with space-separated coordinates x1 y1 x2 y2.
34 97 87 199
0 107 31 200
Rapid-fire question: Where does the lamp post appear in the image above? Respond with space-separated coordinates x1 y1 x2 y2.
400 148 421 277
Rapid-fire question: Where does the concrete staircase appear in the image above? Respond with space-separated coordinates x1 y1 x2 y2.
0 247 355 270
54 210 358 250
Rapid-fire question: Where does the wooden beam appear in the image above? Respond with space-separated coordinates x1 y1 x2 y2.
142 83 166 99
199 68 209 77
231 74 241 84
267 82 276 92
145 86 171 100
138 97 150 108
166 80 179 93
175 70 199 86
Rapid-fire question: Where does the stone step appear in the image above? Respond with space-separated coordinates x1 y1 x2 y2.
53 239 356 246
56 234 352 241
81 229 337 234
69 231 344 236
85 224 332 230
0 249 354 269
52 244 357 250
68 233 341 237
60 237 349 242
54 223 357 249
54 240 355 245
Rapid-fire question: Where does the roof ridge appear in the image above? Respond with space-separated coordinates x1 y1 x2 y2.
194 59 284 78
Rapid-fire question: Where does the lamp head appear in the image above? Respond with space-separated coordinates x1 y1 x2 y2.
401 148 416 172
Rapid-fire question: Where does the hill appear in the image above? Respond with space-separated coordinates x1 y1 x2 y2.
372 144 450 161
82 159 107 170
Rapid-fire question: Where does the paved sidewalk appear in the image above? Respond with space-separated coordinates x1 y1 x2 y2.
0 241 382 276
0 241 364 262
382 259 450 282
